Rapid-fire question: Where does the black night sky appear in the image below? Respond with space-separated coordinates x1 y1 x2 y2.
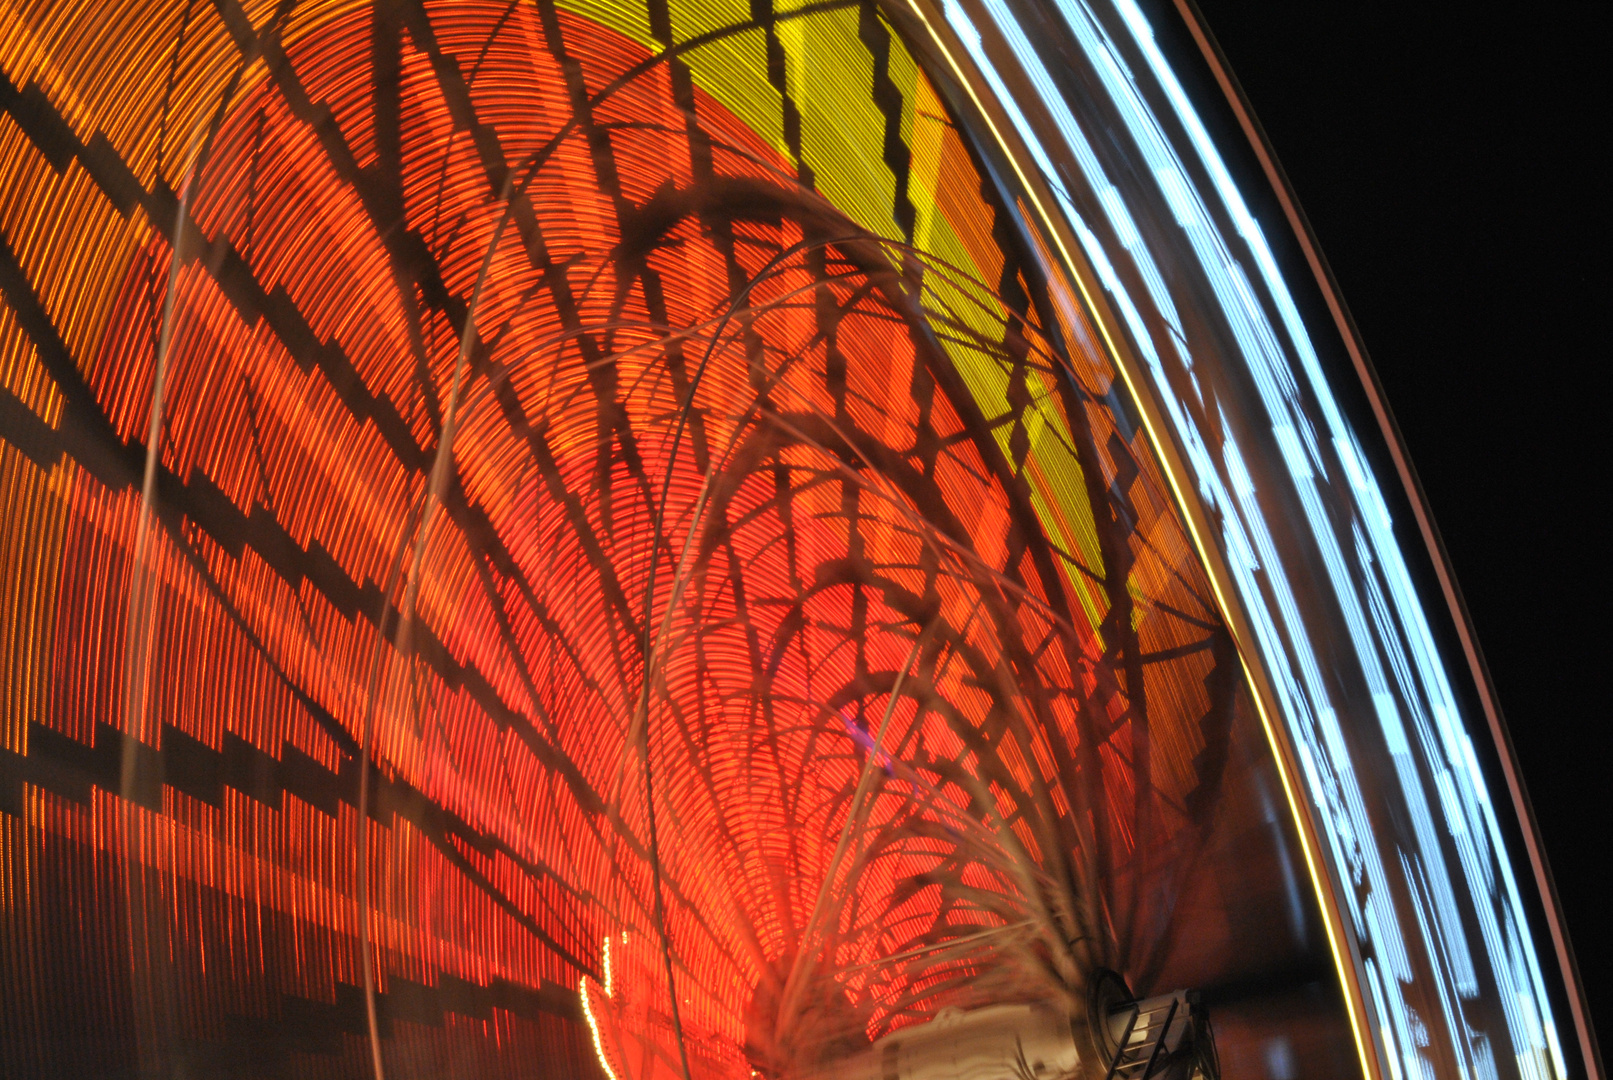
1189 0 1608 1061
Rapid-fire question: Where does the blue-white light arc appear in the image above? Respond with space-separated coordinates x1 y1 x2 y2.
921 1 1577 1077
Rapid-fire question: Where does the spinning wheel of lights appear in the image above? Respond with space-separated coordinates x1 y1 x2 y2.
0 2 1592 1080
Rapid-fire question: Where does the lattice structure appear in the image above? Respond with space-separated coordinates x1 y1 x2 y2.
0 2 1250 1077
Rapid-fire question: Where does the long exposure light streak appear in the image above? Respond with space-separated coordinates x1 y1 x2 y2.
901 3 1377 1074
924 1 1577 1079
0 1 1591 1079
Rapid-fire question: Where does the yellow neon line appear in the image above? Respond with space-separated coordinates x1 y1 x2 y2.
580 974 623 1080
1237 653 1378 1080
896 4 1379 1079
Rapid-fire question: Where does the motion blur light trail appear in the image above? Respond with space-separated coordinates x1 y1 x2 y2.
0 2 1594 1080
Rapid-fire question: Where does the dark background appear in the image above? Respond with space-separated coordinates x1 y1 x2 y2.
1189 0 1608 1063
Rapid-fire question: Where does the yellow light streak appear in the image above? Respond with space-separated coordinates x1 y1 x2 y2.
581 973 623 1080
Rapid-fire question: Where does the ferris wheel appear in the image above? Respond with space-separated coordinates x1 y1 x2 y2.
0 2 1595 1080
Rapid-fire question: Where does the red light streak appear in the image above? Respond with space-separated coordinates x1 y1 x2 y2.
2 2 1245 1076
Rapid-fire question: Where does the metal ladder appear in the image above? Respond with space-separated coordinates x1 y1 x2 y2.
1103 995 1182 1080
